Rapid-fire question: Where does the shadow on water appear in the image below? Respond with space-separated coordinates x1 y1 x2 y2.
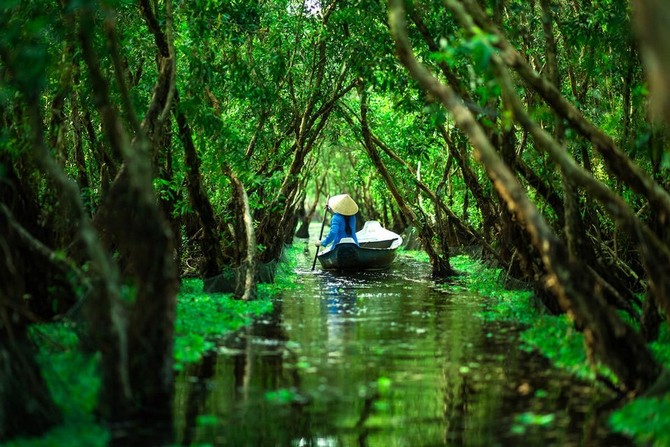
174 245 632 447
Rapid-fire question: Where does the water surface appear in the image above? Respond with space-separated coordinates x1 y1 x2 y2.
175 246 631 446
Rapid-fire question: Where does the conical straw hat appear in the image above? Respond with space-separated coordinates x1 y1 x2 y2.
327 194 359 216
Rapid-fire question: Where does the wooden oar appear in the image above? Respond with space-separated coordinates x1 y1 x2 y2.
311 200 329 271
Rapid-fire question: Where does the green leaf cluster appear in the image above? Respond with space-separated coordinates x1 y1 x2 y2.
610 396 670 446
174 278 273 370
12 324 108 447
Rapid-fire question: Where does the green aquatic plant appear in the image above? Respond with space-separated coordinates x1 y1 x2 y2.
174 278 273 370
447 255 537 324
609 325 670 446
264 388 303 405
174 246 302 369
650 325 670 365
449 254 670 444
451 255 624 383
401 249 431 263
7 324 109 447
12 253 293 446
195 414 219 427
511 411 556 435
259 244 303 294
449 255 606 380
376 376 393 396
519 316 595 381
610 396 670 446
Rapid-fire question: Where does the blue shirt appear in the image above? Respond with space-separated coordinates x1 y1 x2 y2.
320 213 359 248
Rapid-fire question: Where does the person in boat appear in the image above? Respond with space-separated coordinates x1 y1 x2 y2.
315 194 359 249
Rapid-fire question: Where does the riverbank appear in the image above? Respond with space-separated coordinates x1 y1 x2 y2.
172 247 630 446
9 248 667 446
6 248 300 447
439 253 670 446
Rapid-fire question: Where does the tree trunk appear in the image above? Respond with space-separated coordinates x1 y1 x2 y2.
226 168 257 301
359 82 455 277
463 0 670 231
632 0 670 126
77 3 179 438
174 92 226 278
390 0 664 393
440 127 499 244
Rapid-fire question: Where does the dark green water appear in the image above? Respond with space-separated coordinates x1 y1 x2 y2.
174 246 631 447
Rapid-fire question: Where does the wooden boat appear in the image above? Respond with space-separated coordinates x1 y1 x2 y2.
317 221 402 271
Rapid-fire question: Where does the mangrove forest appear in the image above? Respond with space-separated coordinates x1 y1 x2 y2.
1 0 670 445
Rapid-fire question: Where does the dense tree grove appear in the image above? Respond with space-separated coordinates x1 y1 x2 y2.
1 0 669 443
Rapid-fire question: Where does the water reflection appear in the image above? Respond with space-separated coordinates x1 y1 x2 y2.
174 250 632 447
322 275 359 350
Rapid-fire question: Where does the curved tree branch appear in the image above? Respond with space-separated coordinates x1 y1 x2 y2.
389 0 662 394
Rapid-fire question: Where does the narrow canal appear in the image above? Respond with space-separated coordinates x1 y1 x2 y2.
174 244 632 446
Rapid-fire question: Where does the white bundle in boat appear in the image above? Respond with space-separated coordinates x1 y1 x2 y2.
355 221 403 249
